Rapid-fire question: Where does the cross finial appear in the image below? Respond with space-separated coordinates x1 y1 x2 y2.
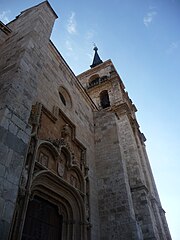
90 43 103 68
93 42 98 52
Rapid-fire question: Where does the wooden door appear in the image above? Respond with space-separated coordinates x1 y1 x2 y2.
22 197 63 240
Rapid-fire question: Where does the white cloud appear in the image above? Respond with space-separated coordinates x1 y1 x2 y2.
166 42 179 54
0 10 10 24
67 12 77 34
65 40 73 51
85 30 95 40
143 11 157 27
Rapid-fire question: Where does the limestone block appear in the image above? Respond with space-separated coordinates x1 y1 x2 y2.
0 114 11 131
0 143 8 165
2 201 14 222
0 197 4 217
2 180 18 203
0 219 10 240
0 164 5 178
8 121 18 136
17 129 30 144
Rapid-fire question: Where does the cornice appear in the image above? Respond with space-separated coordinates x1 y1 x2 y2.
131 183 149 194
0 21 12 35
112 102 132 117
77 59 112 78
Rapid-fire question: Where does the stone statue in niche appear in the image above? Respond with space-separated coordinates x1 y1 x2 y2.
61 124 71 142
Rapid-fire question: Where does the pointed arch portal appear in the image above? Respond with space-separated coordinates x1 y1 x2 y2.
20 171 86 240
22 196 63 240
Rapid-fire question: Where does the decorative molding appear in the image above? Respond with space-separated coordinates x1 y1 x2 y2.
29 103 43 126
131 183 149 194
0 21 12 35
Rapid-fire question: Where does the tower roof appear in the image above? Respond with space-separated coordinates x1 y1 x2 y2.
90 45 103 68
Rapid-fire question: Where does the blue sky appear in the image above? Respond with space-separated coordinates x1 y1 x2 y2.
0 0 179 239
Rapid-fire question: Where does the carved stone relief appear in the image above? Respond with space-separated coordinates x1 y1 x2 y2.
61 124 71 141
30 104 88 194
19 165 29 196
38 152 49 167
70 174 78 188
57 152 66 177
68 171 80 189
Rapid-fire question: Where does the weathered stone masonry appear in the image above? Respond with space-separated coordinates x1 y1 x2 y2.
0 2 57 239
78 58 172 240
0 1 171 240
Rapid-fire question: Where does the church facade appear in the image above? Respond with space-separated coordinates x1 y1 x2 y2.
0 2 171 240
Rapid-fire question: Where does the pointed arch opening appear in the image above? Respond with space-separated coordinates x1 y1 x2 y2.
37 142 59 171
88 74 100 88
22 196 63 240
100 90 110 109
30 172 86 239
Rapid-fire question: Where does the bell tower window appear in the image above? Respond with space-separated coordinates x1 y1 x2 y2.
100 90 110 109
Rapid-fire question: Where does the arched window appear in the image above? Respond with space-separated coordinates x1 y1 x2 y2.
58 86 72 109
88 74 100 88
59 92 66 106
100 90 110 109
37 144 58 171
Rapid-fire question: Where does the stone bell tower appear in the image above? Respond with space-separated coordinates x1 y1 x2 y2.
78 45 127 111
78 47 171 240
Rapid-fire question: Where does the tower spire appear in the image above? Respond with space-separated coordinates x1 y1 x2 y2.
90 44 103 68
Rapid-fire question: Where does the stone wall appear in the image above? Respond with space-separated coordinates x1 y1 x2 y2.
78 54 172 239
0 2 172 239
116 108 171 240
32 41 100 239
0 2 101 238
0 2 57 239
94 110 142 239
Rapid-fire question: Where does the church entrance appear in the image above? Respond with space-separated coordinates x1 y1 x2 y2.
22 196 63 240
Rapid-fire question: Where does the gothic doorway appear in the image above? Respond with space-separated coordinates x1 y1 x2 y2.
22 196 63 240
